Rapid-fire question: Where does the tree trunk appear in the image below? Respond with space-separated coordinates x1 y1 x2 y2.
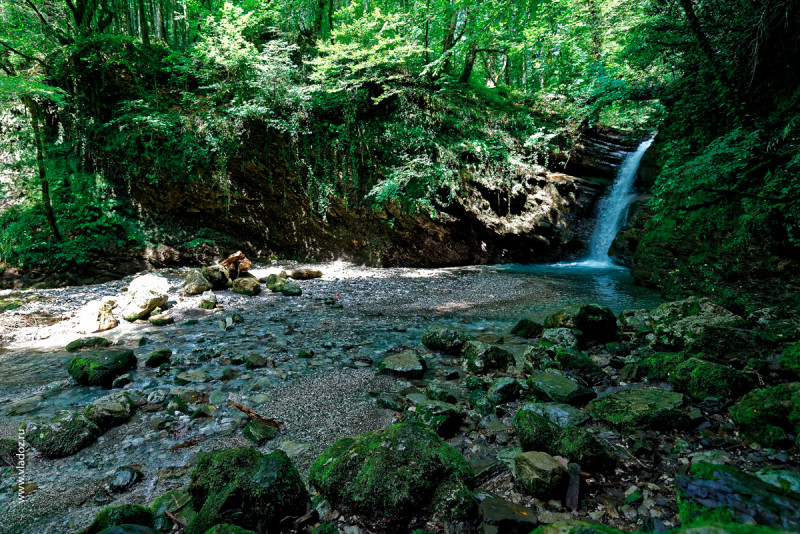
139 0 150 45
459 43 477 84
23 98 61 242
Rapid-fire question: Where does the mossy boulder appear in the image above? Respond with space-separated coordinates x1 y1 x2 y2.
426 382 461 403
531 520 625 534
308 421 477 524
513 405 560 451
265 272 288 291
94 526 157 534
588 388 687 431
778 343 800 377
184 269 212 295
150 488 197 532
550 348 608 386
668 357 752 400
648 297 742 351
676 462 800 530
26 410 101 458
513 451 567 497
86 504 155 534
511 318 544 338
522 402 590 428
486 377 525 404
187 447 309 534
461 340 513 373
539 328 580 350
201 265 232 291
66 336 112 352
202 525 256 534
232 277 261 296
422 325 471 354
83 391 135 430
526 372 596 406
413 400 465 437
544 304 618 343
552 427 614 470
729 382 800 447
279 283 302 296
145 348 172 367
68 348 137 388
378 349 426 378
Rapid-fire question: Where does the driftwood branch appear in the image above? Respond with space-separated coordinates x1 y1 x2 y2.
228 400 285 429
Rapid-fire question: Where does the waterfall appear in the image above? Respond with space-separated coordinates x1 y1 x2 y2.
584 138 653 266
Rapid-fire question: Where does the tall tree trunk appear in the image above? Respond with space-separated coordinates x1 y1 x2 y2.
441 8 459 71
678 0 719 71
23 98 61 242
139 0 150 45
459 43 477 84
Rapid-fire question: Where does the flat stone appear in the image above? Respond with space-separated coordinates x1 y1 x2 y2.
513 451 567 497
527 372 596 406
589 388 687 430
378 350 426 378
479 496 539 534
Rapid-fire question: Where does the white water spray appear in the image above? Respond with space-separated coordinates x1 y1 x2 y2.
583 137 653 266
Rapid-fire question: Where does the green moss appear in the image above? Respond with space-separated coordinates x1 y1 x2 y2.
670 521 789 533
310 525 338 534
145 348 172 367
554 427 613 470
671 357 752 399
422 325 471 354
0 438 18 465
640 352 686 381
66 336 113 352
25 411 101 459
588 388 687 431
531 520 625 534
729 382 800 447
68 348 137 387
513 406 559 451
187 447 308 534
86 504 154 534
308 421 475 524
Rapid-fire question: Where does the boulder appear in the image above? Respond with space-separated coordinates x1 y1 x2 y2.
150 489 197 532
378 350 426 378
511 318 544 339
187 448 309 534
242 420 280 445
308 421 477 524
588 388 687 430
148 314 174 326
145 348 172 367
201 264 232 290
265 272 288 291
648 297 742 351
122 274 169 321
641 354 752 400
422 325 471 354
183 270 212 295
544 304 618 343
729 382 800 448
478 496 539 534
521 402 590 428
550 348 608 386
83 391 135 430
486 377 526 404
86 504 155 534
289 269 322 280
539 328 580 350
279 283 302 296
78 298 117 333
68 348 137 387
526 372 596 406
514 406 560 451
232 277 261 296
199 290 217 310
414 400 465 437
513 451 567 497
461 340 513 373
66 336 112 352
25 410 101 459
676 462 800 530
109 466 144 493
426 382 461 404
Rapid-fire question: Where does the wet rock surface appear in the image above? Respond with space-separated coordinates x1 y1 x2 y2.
0 263 797 534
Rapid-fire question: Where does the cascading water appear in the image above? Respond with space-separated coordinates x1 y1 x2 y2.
582 137 654 267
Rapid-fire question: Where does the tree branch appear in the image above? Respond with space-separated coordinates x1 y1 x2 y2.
24 0 72 45
0 39 47 69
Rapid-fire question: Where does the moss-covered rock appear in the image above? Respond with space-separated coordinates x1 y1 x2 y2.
550 348 608 386
531 520 625 534
308 421 476 524
68 348 137 388
202 525 256 534
588 388 687 431
511 318 544 338
378 349 426 378
413 400 465 437
461 340 513 373
512 451 567 497
26 410 101 458
729 382 800 447
201 265 232 291
486 377 525 404
553 427 614 470
83 391 135 430
94 525 158 534
422 325 471 354
778 343 800 378
527 371 596 406
231 277 261 296
150 488 196 532
648 297 742 351
539 328 580 350
522 402 590 428
668 357 752 400
86 504 155 534
279 283 302 296
513 404 560 451
187 447 308 534
242 420 280 445
66 336 112 352
145 348 172 367
545 304 618 343
265 272 288 291
425 382 461 403
184 269 213 295
676 462 800 530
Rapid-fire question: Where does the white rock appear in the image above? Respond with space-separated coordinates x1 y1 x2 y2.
121 274 169 321
77 298 117 333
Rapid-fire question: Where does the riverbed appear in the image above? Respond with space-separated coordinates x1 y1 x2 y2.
0 260 662 533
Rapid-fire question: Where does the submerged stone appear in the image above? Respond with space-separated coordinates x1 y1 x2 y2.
66 336 112 352
68 348 137 388
308 421 476 524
